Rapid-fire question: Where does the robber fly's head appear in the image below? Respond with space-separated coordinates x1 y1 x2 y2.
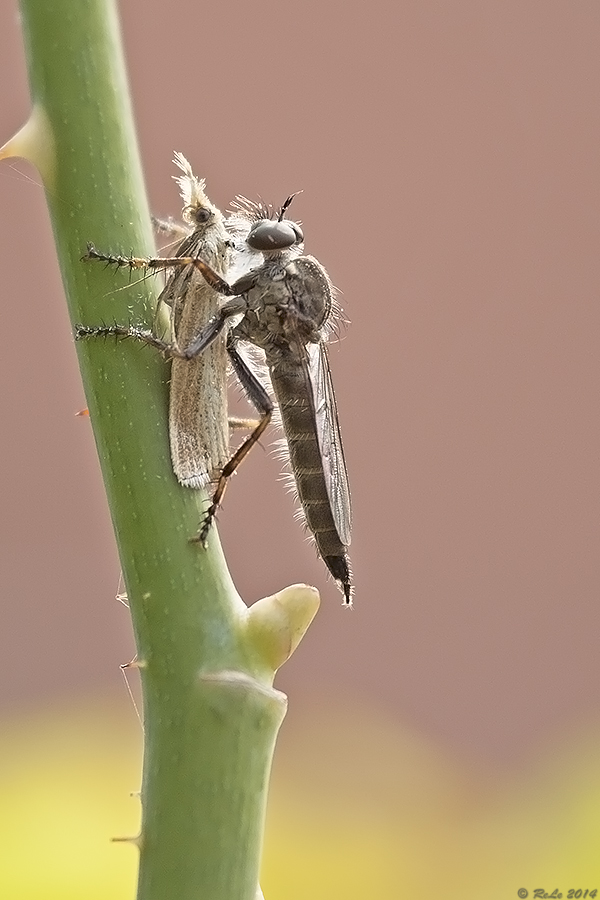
246 192 304 252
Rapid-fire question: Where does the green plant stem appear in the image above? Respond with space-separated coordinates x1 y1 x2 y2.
11 1 302 898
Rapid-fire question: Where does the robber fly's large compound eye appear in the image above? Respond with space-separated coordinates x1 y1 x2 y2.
247 219 304 251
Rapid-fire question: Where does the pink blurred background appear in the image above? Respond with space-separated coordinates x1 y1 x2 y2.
0 0 599 777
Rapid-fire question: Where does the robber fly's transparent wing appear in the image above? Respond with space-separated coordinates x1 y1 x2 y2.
306 342 352 547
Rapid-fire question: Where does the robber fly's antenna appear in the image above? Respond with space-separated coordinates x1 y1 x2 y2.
277 191 303 221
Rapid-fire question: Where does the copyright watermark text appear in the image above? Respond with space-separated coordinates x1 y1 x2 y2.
517 891 597 899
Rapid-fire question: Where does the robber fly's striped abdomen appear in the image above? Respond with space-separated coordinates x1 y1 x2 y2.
271 362 351 596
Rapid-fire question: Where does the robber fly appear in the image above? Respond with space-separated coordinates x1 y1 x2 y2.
171 196 354 604
78 179 353 605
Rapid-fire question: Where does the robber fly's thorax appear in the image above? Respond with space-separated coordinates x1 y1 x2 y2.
235 249 331 355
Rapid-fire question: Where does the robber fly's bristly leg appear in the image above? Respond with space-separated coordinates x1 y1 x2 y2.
187 257 260 298
228 339 274 419
84 245 258 297
184 257 235 295
75 323 189 357
83 244 212 276
83 244 157 271
192 337 274 546
179 296 247 360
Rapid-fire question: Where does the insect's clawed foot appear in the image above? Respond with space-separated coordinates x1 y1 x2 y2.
190 504 218 548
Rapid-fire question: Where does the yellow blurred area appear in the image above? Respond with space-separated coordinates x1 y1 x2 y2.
1 698 600 899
